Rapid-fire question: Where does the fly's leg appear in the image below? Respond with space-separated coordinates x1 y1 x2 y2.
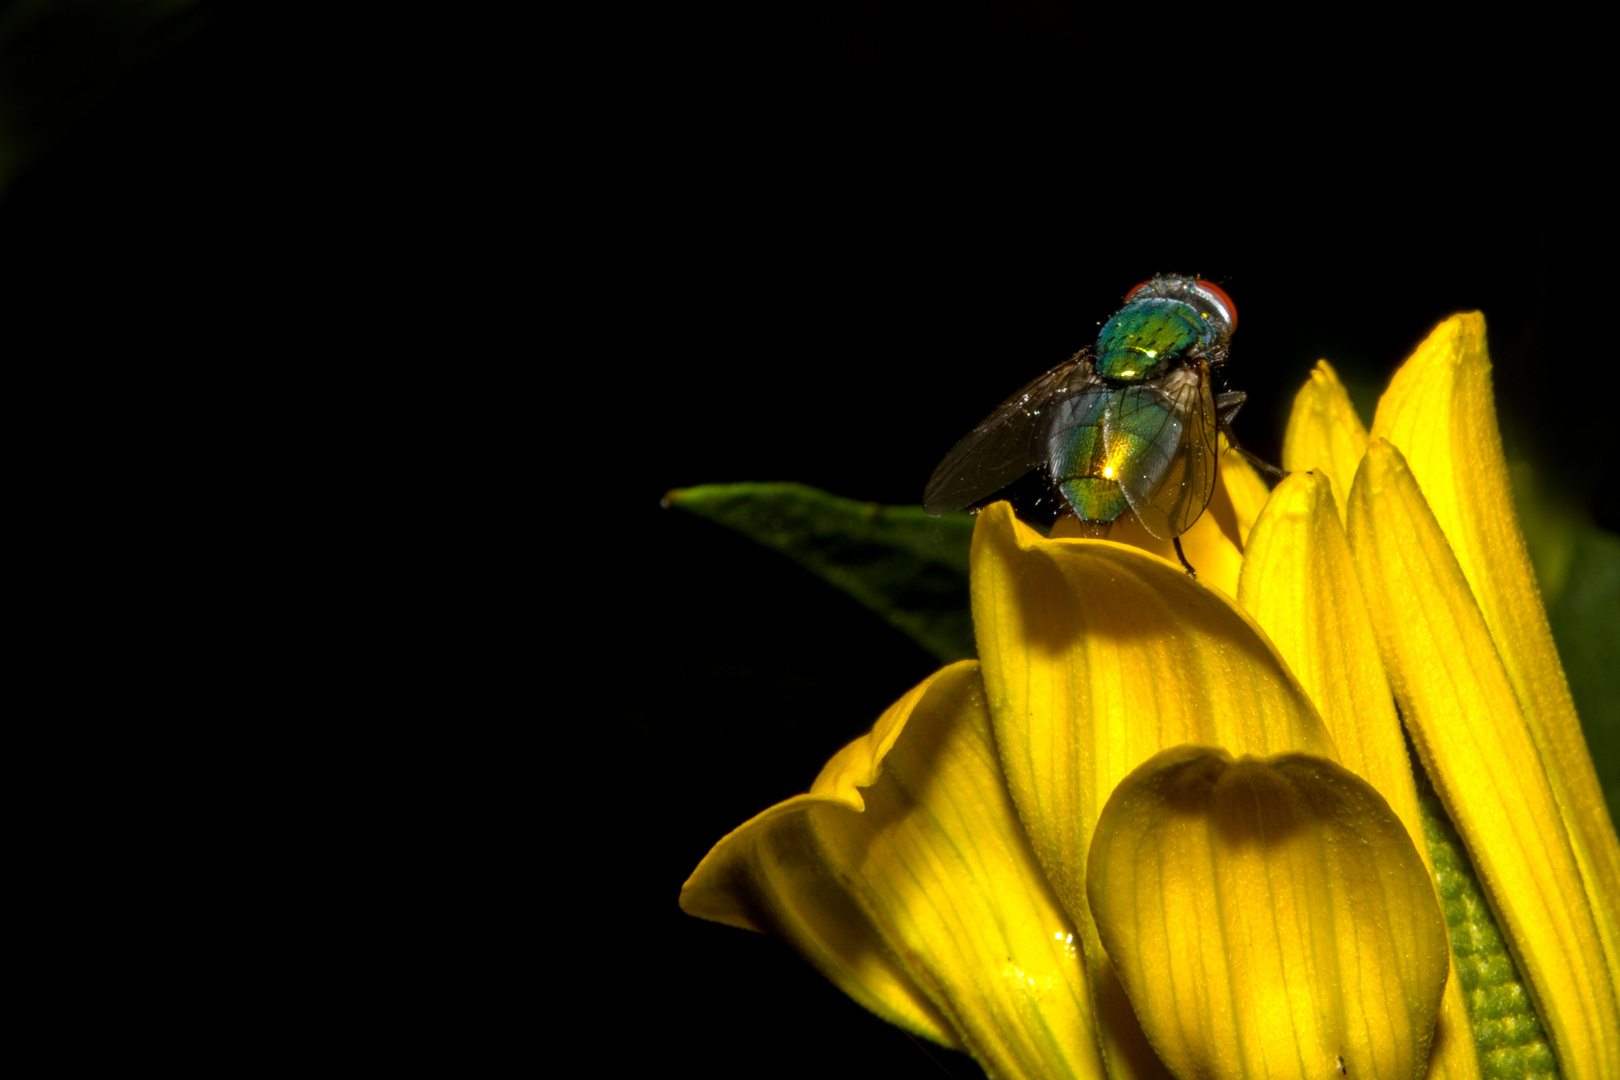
1214 390 1287 479
1172 536 1197 578
1233 444 1287 478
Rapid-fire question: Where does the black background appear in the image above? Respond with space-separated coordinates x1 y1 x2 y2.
3 2 1614 1075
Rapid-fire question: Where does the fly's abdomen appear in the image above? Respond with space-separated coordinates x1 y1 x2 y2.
1051 414 1129 523
1051 390 1180 524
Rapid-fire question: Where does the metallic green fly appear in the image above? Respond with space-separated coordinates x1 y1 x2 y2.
924 275 1272 574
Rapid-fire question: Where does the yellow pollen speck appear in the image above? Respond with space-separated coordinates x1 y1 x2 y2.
1103 466 1115 479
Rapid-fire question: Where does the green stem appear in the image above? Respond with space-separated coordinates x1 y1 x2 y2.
1418 792 1559 1080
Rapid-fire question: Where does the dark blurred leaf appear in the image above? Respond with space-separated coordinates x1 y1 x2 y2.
1545 527 1620 825
664 483 975 663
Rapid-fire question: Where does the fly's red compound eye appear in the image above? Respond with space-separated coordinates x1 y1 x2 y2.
1123 279 1153 302
1194 280 1237 330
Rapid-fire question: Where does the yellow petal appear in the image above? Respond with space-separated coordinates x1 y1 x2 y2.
1370 315 1620 992
680 661 1104 1080
1088 747 1450 1080
1238 470 1480 1080
1238 471 1395 777
1282 360 1369 527
1348 438 1620 1080
971 502 1336 1077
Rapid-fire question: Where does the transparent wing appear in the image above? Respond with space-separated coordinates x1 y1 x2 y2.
1105 358 1218 540
924 351 1100 514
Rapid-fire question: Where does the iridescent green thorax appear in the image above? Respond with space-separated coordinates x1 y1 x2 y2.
1094 299 1214 382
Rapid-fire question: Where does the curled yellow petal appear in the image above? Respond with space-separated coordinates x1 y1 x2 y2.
1370 314 1620 997
1348 438 1620 1080
680 661 1104 1080
971 502 1335 1077
1088 747 1450 1080
1282 360 1369 528
1239 469 1479 1080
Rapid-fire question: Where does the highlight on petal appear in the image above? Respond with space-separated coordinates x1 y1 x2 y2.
680 661 1105 1080
1087 747 1451 1080
1239 469 1480 1080
971 502 1336 1074
1369 314 1620 999
1281 360 1369 528
1348 438 1620 1080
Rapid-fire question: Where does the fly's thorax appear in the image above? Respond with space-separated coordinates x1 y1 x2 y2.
1094 298 1215 382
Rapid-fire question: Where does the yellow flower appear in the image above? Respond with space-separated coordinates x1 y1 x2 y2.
680 316 1620 1080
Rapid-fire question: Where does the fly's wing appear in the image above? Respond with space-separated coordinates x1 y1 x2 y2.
1104 359 1219 540
923 351 1098 514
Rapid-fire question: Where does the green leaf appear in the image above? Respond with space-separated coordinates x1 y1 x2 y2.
663 483 975 663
